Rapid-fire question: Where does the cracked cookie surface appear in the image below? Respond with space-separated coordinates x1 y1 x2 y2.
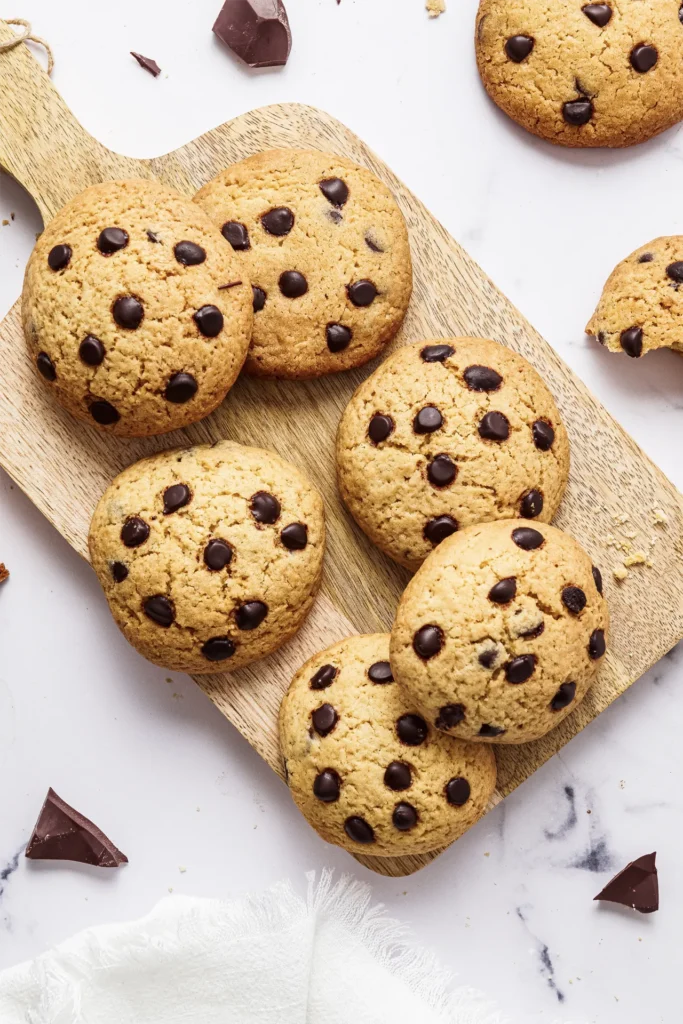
279 633 497 856
194 149 412 379
23 179 252 436
336 338 569 571
390 520 609 745
475 0 683 148
89 440 325 673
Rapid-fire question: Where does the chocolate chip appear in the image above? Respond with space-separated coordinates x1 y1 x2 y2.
311 665 338 690
368 660 393 683
396 714 429 746
630 44 658 73
464 365 503 392
174 241 206 265
344 816 375 844
194 305 224 337
414 406 443 434
505 654 537 684
36 352 56 381
163 483 191 514
312 703 338 737
250 491 281 525
236 600 268 630
261 207 294 236
421 344 454 363
519 621 545 639
589 628 606 659
445 777 471 806
512 527 544 550
478 647 498 669
562 586 587 614
532 420 555 451
620 327 643 358
202 636 236 661
97 227 129 255
479 411 510 441
680 2 683 25
279 271 308 298
505 35 534 62
563 99 593 126
393 802 418 831
90 400 120 425
328 210 342 224
384 762 412 791
667 261 683 282
319 178 349 207
347 280 378 307
489 577 516 604
424 515 458 545
550 681 577 711
47 243 71 271
165 372 198 403
143 594 175 627
204 538 233 571
479 723 505 737
598 332 606 346
147 230 161 243
121 516 149 548
435 704 465 730
326 323 352 352
592 565 603 594
113 295 144 330
218 281 243 290
222 221 251 250
365 234 384 253
427 454 457 487
638 253 654 263
520 489 544 519
111 561 128 583
313 769 341 802
413 624 444 659
582 4 612 26
281 523 308 550
368 413 394 443
252 286 267 312
79 335 105 366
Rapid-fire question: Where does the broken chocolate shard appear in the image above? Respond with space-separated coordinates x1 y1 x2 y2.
26 788 128 868
0 563 8 584
213 0 292 69
594 852 658 914
218 280 243 289
131 52 162 77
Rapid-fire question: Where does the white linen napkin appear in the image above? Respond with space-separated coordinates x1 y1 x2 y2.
0 871 520 1023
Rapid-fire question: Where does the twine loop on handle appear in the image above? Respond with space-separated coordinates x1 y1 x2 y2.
0 18 54 75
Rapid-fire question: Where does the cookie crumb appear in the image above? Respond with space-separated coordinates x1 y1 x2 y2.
652 508 668 526
613 566 629 581
1 219 8 227
426 0 446 15
613 512 630 526
0 564 8 584
624 551 647 568
179 865 187 873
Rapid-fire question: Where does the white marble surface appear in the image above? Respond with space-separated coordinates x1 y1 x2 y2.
0 0 681 1019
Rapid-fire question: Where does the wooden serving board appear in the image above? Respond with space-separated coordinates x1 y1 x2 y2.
0 23 681 878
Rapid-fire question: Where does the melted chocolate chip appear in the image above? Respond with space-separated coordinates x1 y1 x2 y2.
630 44 658 73
121 516 149 548
414 406 443 434
424 515 458 545
393 802 418 831
79 335 105 366
113 295 144 330
319 178 349 207
512 527 544 550
520 489 544 519
111 561 128 583
36 352 56 381
194 305 224 337
505 35 534 62
479 411 510 441
252 286 267 312
582 4 612 27
589 628 606 660
174 241 206 265
562 586 587 614
667 261 683 282
344 816 375 844
421 344 454 363
311 664 338 690
489 577 517 604
550 681 577 711
365 234 384 253
281 523 308 550
312 703 338 737
427 454 457 487
146 230 161 243
592 565 603 595
445 777 471 806
384 762 412 791
532 419 555 451
368 413 394 443
97 228 128 255
165 372 198 403
163 483 191 514
347 280 378 307
261 207 294 236
236 600 268 630
279 271 308 298
620 327 643 358
413 625 444 659
464 365 503 392
478 647 499 669
368 660 394 683
326 323 352 352
519 621 545 640
435 703 465 730
313 769 341 802
204 538 233 571
90 400 120 425
143 594 175 627
47 243 72 271
222 221 251 250
202 636 236 661
396 714 429 746
479 723 505 737
250 491 281 525
505 654 537 684
638 253 654 263
563 99 594 126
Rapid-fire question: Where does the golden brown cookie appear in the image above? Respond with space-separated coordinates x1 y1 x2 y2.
390 520 609 745
279 633 497 856
23 179 252 436
586 237 683 357
336 338 569 571
194 149 412 378
89 441 325 673
475 0 683 148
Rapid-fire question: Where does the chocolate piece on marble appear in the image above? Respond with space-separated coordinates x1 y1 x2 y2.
25 788 128 867
213 0 292 68
594 852 658 914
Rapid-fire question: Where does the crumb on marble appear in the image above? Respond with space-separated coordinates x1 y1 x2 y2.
1 219 8 227
179 866 187 873
0 564 8 584
426 0 446 16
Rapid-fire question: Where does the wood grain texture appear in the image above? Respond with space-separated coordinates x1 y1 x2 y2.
0 22 681 877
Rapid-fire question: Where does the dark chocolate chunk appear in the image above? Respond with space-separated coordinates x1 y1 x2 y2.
563 98 594 126
36 351 56 381
344 816 375 844
368 413 394 444
365 233 384 253
488 577 517 604
620 326 643 358
393 802 418 831
519 621 545 640
121 516 149 548
281 523 308 550
421 343 454 363
347 280 378 307
562 585 587 614
213 0 292 68
594 852 658 914
261 207 294 235
505 34 534 62
512 526 544 550
204 538 233 570
218 280 243 289
326 323 352 352
424 515 458 545
435 703 465 730
532 419 554 451
368 660 394 683
479 411 510 441
446 777 471 806
464 365 502 391
25 788 128 867
479 723 505 737
427 454 457 487
279 270 308 298
147 230 161 243
505 654 537 684
131 51 162 76
313 769 341 803
97 227 128 255
143 594 175 628
90 399 120 425
202 636 236 661
250 491 280 524
550 681 576 711
638 253 654 263
630 44 658 73
222 221 251 250
592 565 603 595
311 664 338 690
252 285 267 312
319 178 349 207
328 209 343 224
165 372 198 403
413 624 444 659
478 647 498 668
667 261 683 282
396 713 429 746
112 295 144 329
79 335 105 366
414 406 443 434
194 305 224 337
111 561 129 583
236 600 268 629
520 489 544 519
48 243 72 271
384 762 412 791
174 241 207 266
589 628 606 660
582 4 612 26
163 483 191 514
312 703 338 737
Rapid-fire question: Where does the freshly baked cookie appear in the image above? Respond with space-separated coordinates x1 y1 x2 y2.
23 179 252 436
475 0 683 148
89 441 325 673
390 520 609 745
336 338 569 571
279 633 497 856
586 237 683 357
194 149 412 378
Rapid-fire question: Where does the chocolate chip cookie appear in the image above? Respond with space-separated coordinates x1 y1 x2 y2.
89 441 325 672
587 237 683 357
390 520 609 744
23 179 252 436
279 633 497 856
336 338 569 570
194 149 412 378
476 0 683 147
